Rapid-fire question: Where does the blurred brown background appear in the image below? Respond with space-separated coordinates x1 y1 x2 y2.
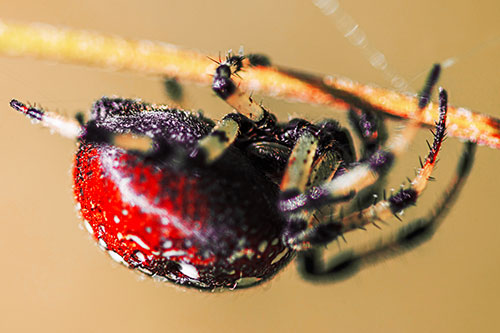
0 1 499 332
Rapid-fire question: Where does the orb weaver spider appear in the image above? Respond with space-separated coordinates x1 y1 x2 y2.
0 21 493 290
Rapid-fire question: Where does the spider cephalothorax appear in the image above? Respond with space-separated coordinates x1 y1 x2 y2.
10 54 476 290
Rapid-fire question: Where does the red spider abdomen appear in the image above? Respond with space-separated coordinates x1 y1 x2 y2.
73 142 293 289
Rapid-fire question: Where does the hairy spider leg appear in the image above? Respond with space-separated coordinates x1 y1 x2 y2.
344 105 390 214
277 132 325 242
9 99 81 139
298 140 476 280
10 84 262 167
289 88 449 249
197 57 277 163
194 116 240 163
348 106 389 157
279 64 441 214
212 58 266 122
280 132 319 193
9 99 154 152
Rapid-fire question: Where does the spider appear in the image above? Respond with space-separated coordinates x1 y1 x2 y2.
9 47 476 290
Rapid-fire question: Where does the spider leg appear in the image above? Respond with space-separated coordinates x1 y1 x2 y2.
287 88 449 249
212 60 266 122
308 150 342 187
348 106 388 157
10 99 82 139
286 121 358 226
11 86 242 166
192 57 276 164
194 116 240 163
280 132 319 193
278 132 325 241
164 77 184 103
9 99 154 151
346 105 390 213
279 64 441 214
279 132 356 246
298 140 476 281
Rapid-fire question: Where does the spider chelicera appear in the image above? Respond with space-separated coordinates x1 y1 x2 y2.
9 51 476 290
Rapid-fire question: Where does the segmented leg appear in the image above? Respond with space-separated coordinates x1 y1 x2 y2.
279 64 441 214
298 140 476 280
346 105 389 213
278 132 322 241
280 132 319 193
193 55 275 164
212 56 266 122
10 99 81 139
287 88 449 249
194 116 240 163
10 99 152 152
10 99 158 152
10 95 242 164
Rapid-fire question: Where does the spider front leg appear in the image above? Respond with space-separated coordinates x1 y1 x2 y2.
194 54 277 163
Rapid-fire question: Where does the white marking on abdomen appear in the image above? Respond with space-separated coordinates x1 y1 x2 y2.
179 262 199 280
125 234 151 250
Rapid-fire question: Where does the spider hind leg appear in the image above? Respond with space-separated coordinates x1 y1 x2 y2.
287 87 449 251
279 64 442 215
298 140 476 281
197 54 280 164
